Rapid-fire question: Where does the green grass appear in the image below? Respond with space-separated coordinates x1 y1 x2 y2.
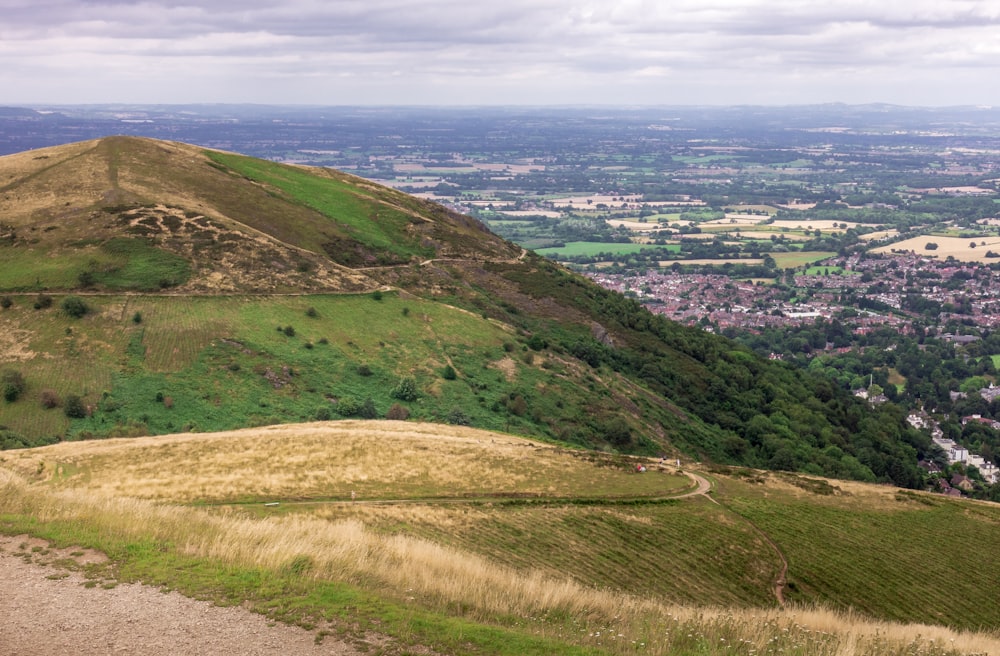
771 252 836 269
206 151 433 263
0 239 189 292
341 499 777 607
535 242 679 257
93 238 191 290
2 291 657 448
722 475 1000 630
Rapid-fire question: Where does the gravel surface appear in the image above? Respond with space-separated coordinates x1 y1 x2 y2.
0 535 364 656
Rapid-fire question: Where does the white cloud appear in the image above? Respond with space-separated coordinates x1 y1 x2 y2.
0 0 997 105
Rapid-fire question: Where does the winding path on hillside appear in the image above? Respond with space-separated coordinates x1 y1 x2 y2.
687 472 788 606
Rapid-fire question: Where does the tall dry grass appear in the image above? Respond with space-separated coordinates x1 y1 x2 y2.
1 467 994 656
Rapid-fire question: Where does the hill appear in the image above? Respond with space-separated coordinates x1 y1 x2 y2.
2 423 998 655
0 137 928 487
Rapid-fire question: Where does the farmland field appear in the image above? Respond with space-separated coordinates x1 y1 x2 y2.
771 251 837 268
872 235 1000 263
535 241 678 257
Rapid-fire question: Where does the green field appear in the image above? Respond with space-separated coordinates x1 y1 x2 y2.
772 251 836 269
536 242 680 257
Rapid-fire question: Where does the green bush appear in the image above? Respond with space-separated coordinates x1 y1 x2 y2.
64 394 87 418
33 294 53 310
2 370 26 402
442 364 457 380
61 296 90 318
359 397 378 419
337 396 361 417
0 296 12 309
446 407 471 425
391 377 418 402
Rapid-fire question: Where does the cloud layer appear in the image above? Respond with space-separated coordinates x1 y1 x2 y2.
4 0 999 105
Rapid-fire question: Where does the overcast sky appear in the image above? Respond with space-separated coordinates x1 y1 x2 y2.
4 0 1000 106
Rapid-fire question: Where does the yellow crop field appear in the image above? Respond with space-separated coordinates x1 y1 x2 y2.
872 235 1000 263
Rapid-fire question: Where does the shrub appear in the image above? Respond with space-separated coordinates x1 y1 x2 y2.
33 294 53 310
305 306 318 318
77 270 96 288
132 311 142 324
357 364 373 377
402 307 410 317
64 394 87 418
527 334 548 351
283 325 296 337
386 403 410 421
359 397 378 419
61 296 89 318
507 394 527 416
315 406 332 421
442 364 457 380
337 396 360 417
372 290 383 301
39 389 60 409
446 407 471 425
0 296 12 309
391 377 418 402
2 370 26 402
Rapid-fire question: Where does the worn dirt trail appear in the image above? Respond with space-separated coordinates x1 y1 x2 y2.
0 536 363 656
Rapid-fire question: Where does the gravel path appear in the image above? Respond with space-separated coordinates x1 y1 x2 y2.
0 535 364 656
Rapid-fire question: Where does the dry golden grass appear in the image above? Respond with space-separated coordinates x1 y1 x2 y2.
2 421 685 503
1 461 996 656
859 229 899 241
873 235 1000 263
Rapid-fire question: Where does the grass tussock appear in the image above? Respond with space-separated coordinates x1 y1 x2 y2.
1 465 995 656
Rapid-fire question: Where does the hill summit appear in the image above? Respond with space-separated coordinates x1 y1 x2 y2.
0 137 929 488
0 136 517 293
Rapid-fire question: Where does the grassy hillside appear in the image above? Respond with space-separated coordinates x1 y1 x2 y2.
2 423 998 655
0 137 930 489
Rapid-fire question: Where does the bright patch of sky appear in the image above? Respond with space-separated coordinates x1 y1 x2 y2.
3 0 998 106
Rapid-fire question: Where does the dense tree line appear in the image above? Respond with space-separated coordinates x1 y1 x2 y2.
501 259 928 488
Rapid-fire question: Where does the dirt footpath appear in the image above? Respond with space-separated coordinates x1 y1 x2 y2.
0 535 362 656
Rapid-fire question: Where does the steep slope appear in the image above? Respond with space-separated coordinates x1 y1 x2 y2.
0 137 929 487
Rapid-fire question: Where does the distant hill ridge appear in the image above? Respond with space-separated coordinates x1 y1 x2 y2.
0 137 930 489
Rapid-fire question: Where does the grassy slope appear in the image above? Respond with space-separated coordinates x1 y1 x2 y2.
0 291 678 454
0 136 930 488
1 424 997 656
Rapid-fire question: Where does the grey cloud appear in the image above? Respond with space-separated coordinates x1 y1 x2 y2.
1 0 998 105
